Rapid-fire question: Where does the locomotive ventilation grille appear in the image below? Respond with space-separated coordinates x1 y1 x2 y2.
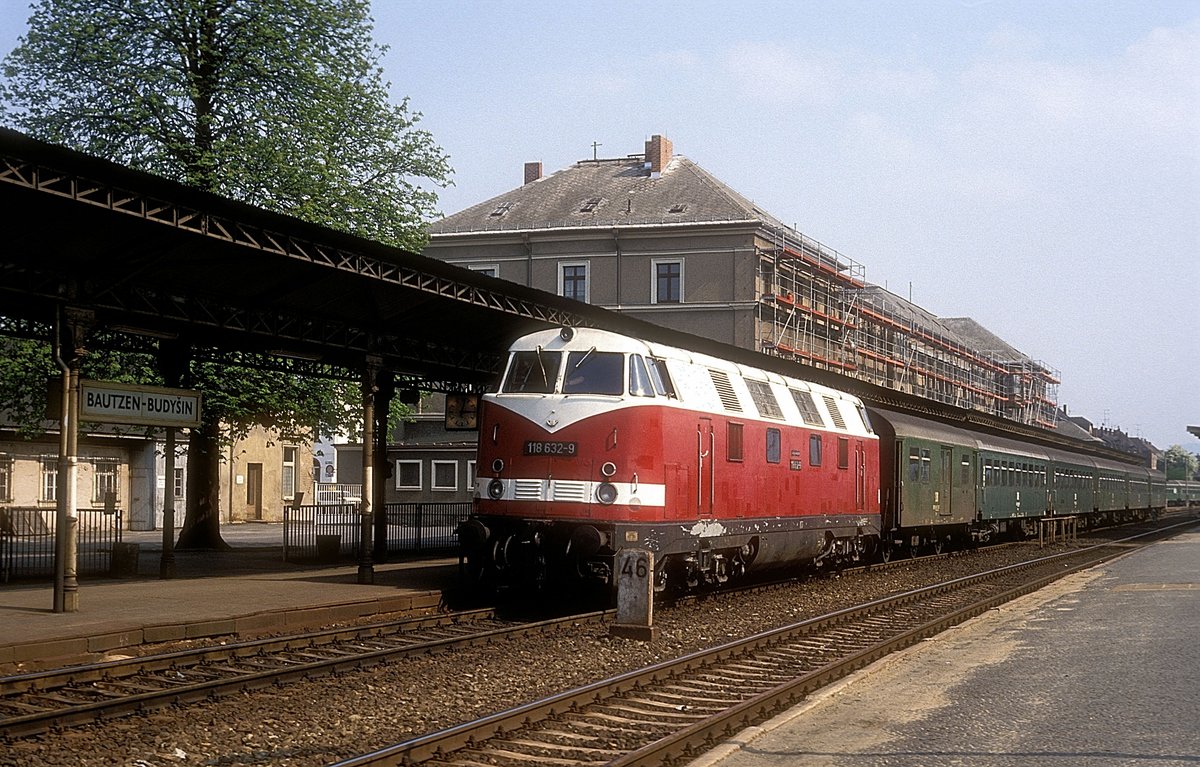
511 479 591 502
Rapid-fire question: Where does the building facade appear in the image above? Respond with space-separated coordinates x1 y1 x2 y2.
425 134 1060 428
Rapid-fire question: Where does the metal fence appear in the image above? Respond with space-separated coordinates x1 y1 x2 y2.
0 507 124 582
283 502 471 562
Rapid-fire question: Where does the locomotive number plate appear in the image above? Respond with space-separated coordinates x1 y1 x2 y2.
524 440 578 456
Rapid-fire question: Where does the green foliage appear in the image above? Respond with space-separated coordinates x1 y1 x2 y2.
1163 444 1200 481
0 0 452 250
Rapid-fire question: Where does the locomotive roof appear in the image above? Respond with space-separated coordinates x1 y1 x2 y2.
509 327 858 401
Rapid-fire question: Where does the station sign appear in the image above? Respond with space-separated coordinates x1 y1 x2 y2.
79 380 202 428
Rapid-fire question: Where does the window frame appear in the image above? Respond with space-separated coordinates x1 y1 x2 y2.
281 446 297 501
652 258 683 304
40 456 57 502
0 454 11 503
431 460 459 492
92 457 120 504
395 459 423 491
558 261 590 303
468 263 500 278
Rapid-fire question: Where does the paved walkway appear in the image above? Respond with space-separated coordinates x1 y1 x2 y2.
692 528 1200 767
0 523 459 668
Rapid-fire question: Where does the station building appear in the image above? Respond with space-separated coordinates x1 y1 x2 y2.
423 134 1060 429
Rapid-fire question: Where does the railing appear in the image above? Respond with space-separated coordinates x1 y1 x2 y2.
282 502 471 562
313 483 363 505
0 507 124 582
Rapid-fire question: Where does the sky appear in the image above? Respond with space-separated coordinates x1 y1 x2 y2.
0 1 1196 451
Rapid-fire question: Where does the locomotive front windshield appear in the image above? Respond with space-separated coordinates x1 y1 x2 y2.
502 349 562 393
501 345 673 397
563 350 624 394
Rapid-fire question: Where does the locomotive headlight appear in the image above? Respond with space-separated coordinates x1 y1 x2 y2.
600 461 617 478
487 478 505 500
491 458 504 473
596 482 618 505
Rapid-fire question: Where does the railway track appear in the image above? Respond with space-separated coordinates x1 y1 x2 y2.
332 520 1195 767
0 606 608 739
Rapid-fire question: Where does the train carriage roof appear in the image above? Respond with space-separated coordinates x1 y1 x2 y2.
867 408 977 446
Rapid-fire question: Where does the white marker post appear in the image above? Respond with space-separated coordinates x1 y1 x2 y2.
610 548 659 641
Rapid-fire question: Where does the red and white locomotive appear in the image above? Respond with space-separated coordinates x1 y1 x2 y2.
458 327 881 591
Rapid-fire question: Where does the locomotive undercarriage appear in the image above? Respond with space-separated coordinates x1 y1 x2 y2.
458 514 882 593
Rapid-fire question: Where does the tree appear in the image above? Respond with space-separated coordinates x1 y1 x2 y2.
1 0 451 548
1162 445 1199 481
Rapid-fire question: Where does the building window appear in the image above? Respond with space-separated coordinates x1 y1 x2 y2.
559 262 589 302
432 461 458 491
467 460 477 489
396 460 422 490
469 264 499 278
727 423 744 462
281 446 297 500
174 467 185 499
0 455 11 503
653 260 682 303
40 457 57 502
93 458 120 503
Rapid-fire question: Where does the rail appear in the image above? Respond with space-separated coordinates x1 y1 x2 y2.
331 520 1195 766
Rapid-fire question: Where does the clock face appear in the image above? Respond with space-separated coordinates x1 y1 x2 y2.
445 394 479 430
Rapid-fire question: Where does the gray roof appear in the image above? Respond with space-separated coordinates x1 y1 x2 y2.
940 317 1032 365
429 154 774 234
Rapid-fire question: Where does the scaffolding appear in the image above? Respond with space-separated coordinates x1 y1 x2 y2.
755 228 865 373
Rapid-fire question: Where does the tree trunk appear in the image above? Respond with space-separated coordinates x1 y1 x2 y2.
177 415 229 550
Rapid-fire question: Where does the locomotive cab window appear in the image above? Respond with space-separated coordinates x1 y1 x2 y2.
648 357 677 398
629 355 655 398
503 350 562 393
563 350 623 395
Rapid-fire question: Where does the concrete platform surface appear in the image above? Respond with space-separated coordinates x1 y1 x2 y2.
692 530 1200 767
0 523 459 668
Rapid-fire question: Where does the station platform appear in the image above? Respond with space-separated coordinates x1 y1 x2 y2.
0 523 460 670
692 528 1200 767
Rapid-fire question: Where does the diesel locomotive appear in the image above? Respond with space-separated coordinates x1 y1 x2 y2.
457 327 1167 591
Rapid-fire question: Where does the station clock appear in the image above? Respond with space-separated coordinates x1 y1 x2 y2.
444 393 480 431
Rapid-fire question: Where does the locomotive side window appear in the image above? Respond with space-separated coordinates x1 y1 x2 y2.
648 357 677 398
563 350 623 395
746 380 784 419
629 355 655 397
810 434 823 467
503 350 562 393
766 428 782 464
789 389 824 427
727 422 744 461
837 437 849 469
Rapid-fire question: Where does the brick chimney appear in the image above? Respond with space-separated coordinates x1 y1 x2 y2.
524 161 543 185
644 134 673 175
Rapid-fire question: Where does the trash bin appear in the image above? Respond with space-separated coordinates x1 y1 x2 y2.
315 534 341 562
110 542 140 577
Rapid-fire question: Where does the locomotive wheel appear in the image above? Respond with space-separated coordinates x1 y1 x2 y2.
932 535 944 555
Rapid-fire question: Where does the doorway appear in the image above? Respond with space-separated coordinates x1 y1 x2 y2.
246 463 263 520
